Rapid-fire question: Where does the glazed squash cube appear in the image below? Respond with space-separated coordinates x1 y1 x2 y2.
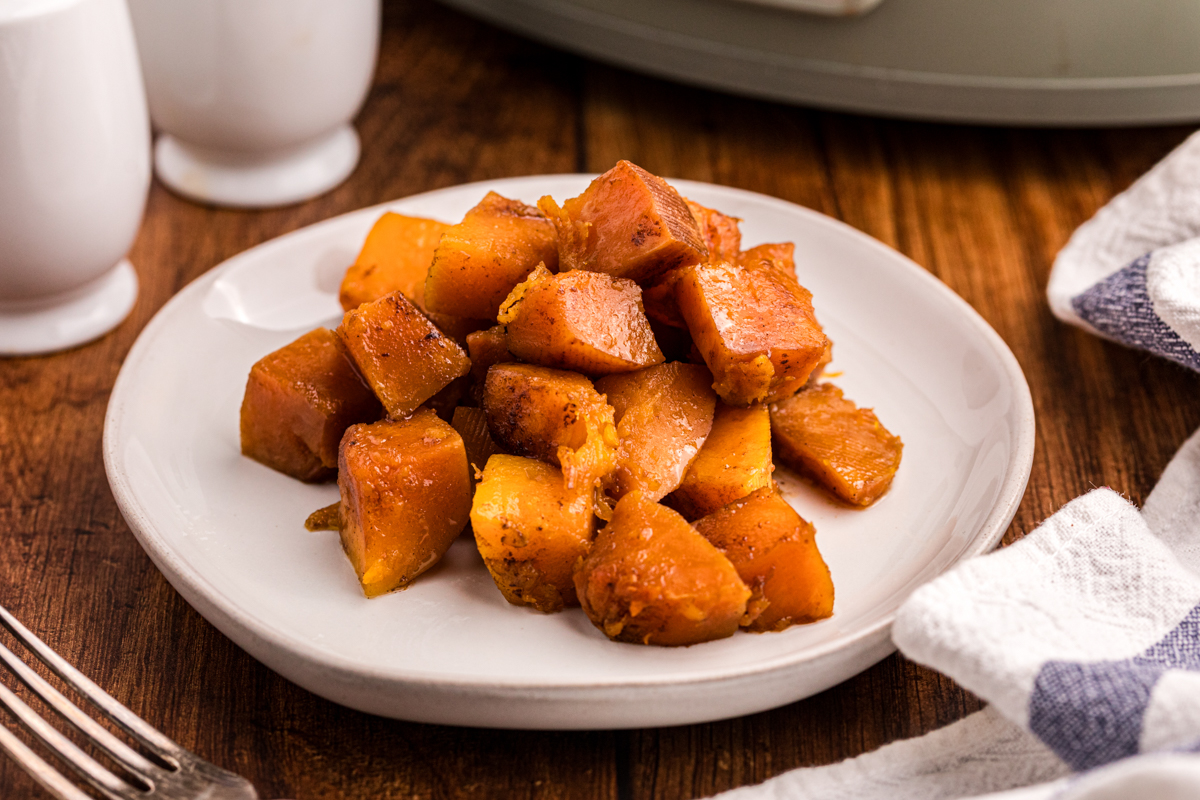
338 212 449 312
595 362 717 501
465 324 513 404
736 242 795 275
240 328 383 482
425 192 559 320
770 383 903 507
694 486 834 632
540 160 707 284
471 455 595 612
499 265 664 375
337 291 471 419
482 363 619 497
676 259 827 405
574 491 750 646
668 402 773 520
685 198 742 264
338 410 472 597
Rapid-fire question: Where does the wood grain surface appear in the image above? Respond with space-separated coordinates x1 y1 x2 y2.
2 1 1199 798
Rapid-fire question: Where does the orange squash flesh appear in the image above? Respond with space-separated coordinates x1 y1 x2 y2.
574 491 750 646
338 212 449 312
240 328 383 482
424 192 559 321
693 486 834 631
465 324 513 404
481 363 619 507
770 383 903 507
471 454 595 612
736 242 795 275
675 259 827 406
595 362 717 502
338 410 472 597
541 161 707 284
668 402 774 520
336 291 471 420
499 265 664 376
685 198 742 264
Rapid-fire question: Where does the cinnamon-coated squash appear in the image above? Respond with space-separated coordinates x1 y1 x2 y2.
498 265 664 376
668 402 774 520
471 454 595 612
694 486 834 631
770 383 902 507
424 192 559 321
337 410 472 597
574 491 749 646
240 328 382 482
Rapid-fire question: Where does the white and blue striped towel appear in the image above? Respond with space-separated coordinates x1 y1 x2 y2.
715 132 1200 800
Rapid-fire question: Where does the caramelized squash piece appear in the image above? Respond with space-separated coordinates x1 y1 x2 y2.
482 364 619 502
338 212 449 312
540 160 707 284
685 198 742 264
450 406 500 477
471 455 595 612
574 492 749 646
595 362 717 502
338 410 472 597
770 383 902 507
736 242 795 275
694 487 834 631
337 291 470 419
425 192 559 320
676 259 827 405
240 328 383 482
668 403 773 520
465 324 513 404
499 265 664 375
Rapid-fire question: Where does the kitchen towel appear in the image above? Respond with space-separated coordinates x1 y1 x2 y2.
713 131 1200 800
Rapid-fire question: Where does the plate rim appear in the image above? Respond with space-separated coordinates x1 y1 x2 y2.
103 174 1035 713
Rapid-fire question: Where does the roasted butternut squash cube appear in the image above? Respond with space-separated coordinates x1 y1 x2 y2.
451 406 500 478
465 324 513 404
424 192 559 320
595 362 717 501
641 268 688 330
240 328 383 482
540 160 707 284
736 242 795 275
574 492 749 646
337 411 472 597
685 198 741 264
337 291 470 419
482 364 618 499
668 403 773 520
676 259 826 405
338 212 449 312
471 455 595 612
770 383 902 507
694 487 834 632
499 265 664 375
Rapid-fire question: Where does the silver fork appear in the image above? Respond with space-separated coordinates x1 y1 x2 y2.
0 603 258 800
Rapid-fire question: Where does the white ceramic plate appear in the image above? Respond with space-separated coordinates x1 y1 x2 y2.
104 175 1033 730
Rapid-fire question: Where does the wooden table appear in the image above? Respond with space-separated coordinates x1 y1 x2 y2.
3 2 1199 797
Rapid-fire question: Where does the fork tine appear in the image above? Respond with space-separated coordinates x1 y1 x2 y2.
0 604 183 764
0 673 134 800
0 634 162 778
0 722 93 800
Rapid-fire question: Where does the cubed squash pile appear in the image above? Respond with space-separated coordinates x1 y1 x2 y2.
239 161 904 646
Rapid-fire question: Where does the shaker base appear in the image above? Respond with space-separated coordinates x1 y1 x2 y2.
0 260 138 356
154 125 361 209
